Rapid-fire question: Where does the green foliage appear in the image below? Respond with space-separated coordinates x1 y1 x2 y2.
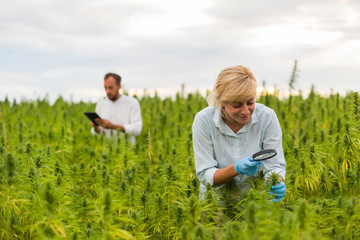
1 89 360 239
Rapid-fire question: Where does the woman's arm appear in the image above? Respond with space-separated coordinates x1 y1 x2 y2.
193 111 220 187
213 163 238 187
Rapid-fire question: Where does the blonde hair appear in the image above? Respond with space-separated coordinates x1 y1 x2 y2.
207 65 257 111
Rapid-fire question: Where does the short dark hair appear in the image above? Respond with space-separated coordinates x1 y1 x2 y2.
104 73 121 85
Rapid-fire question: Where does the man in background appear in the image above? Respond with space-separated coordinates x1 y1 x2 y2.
90 72 142 144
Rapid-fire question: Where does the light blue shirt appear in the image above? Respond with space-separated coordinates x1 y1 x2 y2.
192 103 286 195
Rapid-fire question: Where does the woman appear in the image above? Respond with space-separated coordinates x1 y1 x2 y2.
192 65 286 202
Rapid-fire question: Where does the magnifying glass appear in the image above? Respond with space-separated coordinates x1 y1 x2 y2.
252 149 277 161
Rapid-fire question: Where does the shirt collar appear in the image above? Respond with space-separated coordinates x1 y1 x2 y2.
213 106 258 136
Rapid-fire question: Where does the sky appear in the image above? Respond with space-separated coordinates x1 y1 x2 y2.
1 0 360 103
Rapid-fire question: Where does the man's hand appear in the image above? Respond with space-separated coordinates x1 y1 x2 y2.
96 119 113 129
92 118 125 133
89 120 101 133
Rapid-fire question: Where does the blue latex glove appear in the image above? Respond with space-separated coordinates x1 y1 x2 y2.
234 157 261 175
269 181 286 202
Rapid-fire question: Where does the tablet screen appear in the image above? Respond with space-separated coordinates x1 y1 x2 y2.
84 112 101 126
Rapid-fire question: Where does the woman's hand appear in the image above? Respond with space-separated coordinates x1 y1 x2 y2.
269 181 286 202
234 157 262 175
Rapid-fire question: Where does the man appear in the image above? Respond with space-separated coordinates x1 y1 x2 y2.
90 73 142 144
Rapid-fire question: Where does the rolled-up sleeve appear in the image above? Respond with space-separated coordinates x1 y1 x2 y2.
192 112 218 186
123 100 142 136
261 110 286 180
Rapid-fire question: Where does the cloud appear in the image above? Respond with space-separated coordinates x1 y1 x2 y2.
1 0 360 103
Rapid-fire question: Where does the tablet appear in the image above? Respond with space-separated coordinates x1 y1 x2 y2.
84 112 101 126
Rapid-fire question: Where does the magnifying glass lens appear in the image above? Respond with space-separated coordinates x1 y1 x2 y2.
256 153 273 159
252 149 277 161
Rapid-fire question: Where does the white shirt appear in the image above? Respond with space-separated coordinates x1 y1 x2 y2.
192 103 286 195
91 95 142 144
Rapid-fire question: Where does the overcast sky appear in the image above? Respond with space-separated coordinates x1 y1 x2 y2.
1 0 359 103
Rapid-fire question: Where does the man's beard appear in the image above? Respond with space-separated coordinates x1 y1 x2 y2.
109 93 119 101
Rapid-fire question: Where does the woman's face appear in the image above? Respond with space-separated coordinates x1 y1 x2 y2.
222 97 256 127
